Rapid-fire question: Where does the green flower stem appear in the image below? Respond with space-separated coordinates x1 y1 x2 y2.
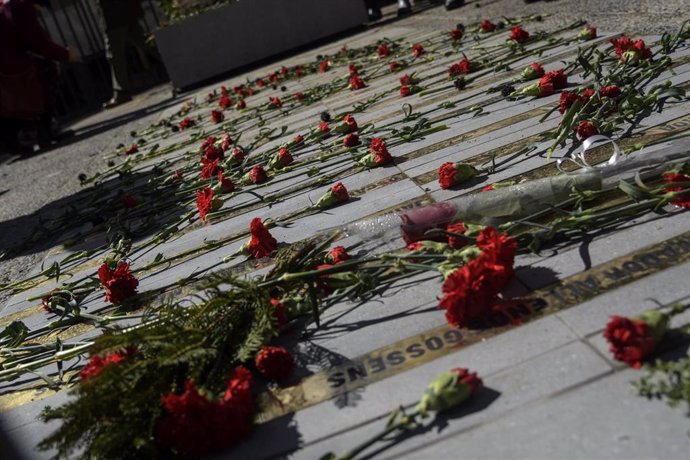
336 409 420 460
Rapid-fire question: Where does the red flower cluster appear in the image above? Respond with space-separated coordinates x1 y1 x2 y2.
448 58 473 77
439 227 516 328
255 346 295 382
80 348 134 382
211 110 224 124
349 75 366 90
611 36 652 62
98 262 139 304
196 187 216 221
663 172 690 208
155 367 254 456
575 121 598 141
370 138 392 165
245 218 277 258
480 19 495 32
559 85 621 114
412 43 425 58
510 26 529 43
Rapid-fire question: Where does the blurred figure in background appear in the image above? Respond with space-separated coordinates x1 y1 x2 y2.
0 0 79 154
365 0 413 21
98 0 156 109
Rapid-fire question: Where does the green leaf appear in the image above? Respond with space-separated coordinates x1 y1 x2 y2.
0 321 29 348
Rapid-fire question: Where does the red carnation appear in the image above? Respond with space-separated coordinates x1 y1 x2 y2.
520 62 544 80
400 74 413 86
349 75 366 90
400 85 411 97
576 121 598 141
326 246 350 264
204 145 224 161
480 19 495 32
601 85 622 98
80 348 134 382
377 44 390 57
236 99 246 110
211 110 224 124
319 120 330 135
243 165 268 185
412 43 425 58
255 346 294 382
179 117 195 130
124 144 138 155
269 147 293 169
196 187 217 221
295 92 304 102
269 97 282 109
343 114 358 132
343 133 360 148
510 26 529 43
231 147 245 163
663 172 690 208
220 134 233 152
156 367 253 456
389 61 400 72
244 217 277 258
271 298 288 326
559 91 580 114
314 182 350 209
438 162 479 189
450 28 463 41
578 26 597 40
219 95 233 109
217 172 235 193
446 222 467 249
370 138 392 165
448 58 472 77
320 60 330 73
348 63 359 76
201 157 223 179
256 78 265 88
604 312 668 368
98 262 139 304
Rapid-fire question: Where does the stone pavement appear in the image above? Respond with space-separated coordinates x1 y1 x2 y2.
2 1 690 459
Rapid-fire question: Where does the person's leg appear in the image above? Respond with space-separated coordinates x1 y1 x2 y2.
397 0 412 17
365 0 382 21
105 26 133 104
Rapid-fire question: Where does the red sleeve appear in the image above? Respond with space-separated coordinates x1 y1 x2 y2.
13 1 69 62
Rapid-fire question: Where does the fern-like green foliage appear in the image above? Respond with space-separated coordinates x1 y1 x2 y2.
634 355 690 415
39 278 277 459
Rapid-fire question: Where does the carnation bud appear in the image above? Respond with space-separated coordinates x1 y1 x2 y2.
416 368 482 415
520 82 541 97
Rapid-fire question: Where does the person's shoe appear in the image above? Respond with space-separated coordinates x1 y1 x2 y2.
368 7 383 21
102 94 133 110
445 0 465 10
